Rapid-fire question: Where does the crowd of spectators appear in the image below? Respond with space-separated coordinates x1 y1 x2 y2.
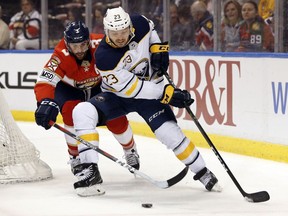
0 0 281 52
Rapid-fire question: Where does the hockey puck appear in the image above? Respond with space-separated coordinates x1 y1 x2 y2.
142 203 153 208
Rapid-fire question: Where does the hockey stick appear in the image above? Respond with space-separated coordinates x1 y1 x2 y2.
49 121 189 189
163 72 270 202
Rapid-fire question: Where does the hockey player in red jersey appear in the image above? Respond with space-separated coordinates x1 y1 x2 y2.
34 21 139 196
72 7 221 192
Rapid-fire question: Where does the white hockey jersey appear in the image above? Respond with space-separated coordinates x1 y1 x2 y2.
95 15 165 100
9 9 41 40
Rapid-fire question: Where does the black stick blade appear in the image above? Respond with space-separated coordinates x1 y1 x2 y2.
245 191 270 203
167 166 189 187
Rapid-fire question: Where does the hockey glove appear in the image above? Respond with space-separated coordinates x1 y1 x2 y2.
35 98 59 130
160 84 194 108
150 41 169 76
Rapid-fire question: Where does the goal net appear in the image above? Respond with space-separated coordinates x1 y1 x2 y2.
0 89 52 183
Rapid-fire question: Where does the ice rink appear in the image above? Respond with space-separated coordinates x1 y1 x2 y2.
1 121 288 216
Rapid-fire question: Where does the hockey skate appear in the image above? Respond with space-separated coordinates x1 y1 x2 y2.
68 155 81 174
124 149 140 171
194 167 222 192
73 163 105 196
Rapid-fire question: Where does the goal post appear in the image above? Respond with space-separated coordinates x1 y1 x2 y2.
0 89 52 183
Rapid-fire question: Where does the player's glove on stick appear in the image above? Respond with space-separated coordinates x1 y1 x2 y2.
160 84 194 108
150 41 169 76
35 98 59 130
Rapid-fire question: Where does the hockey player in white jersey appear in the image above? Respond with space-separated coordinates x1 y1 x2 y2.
72 6 220 192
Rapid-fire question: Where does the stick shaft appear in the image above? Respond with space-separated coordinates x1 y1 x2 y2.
163 72 269 202
49 121 188 189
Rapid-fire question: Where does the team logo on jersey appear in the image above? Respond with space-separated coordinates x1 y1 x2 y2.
81 60 90 72
95 95 105 102
130 58 149 80
251 23 260 31
40 69 55 81
47 57 60 72
75 76 101 90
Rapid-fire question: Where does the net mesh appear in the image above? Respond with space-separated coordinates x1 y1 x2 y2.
0 89 52 183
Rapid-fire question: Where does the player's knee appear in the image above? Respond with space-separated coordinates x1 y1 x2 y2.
72 102 99 130
62 100 81 126
154 121 185 149
106 116 128 134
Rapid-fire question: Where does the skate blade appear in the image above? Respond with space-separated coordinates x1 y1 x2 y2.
211 182 223 192
75 184 105 197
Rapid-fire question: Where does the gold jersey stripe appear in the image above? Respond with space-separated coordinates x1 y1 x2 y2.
125 77 138 96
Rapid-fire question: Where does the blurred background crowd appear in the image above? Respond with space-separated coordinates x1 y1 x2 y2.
0 0 286 52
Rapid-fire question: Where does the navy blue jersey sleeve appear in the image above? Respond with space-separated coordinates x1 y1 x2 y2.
130 15 150 43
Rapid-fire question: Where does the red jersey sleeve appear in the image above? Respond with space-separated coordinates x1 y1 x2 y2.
34 34 104 103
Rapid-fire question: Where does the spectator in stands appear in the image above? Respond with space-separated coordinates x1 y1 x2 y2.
221 0 243 52
190 0 213 51
169 3 183 50
148 0 163 39
9 0 41 50
176 0 197 5
199 0 213 14
0 5 10 49
177 3 196 50
92 4 105 34
63 6 84 27
236 0 274 52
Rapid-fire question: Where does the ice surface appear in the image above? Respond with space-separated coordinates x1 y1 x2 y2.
0 122 287 216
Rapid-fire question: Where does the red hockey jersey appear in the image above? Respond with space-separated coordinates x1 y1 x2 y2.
34 33 104 102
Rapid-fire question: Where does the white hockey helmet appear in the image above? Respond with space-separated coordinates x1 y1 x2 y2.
103 6 131 32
